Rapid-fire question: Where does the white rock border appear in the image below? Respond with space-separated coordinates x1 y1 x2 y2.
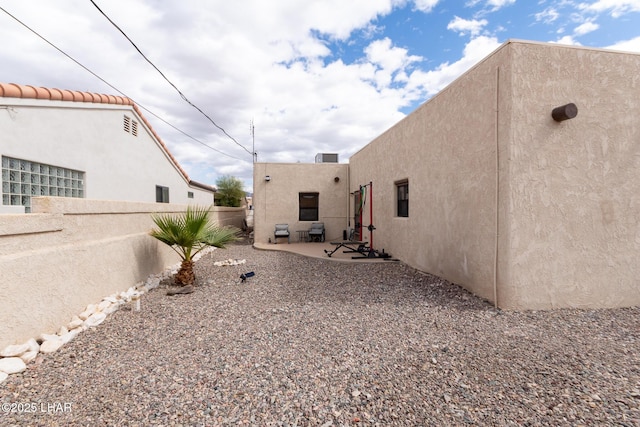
213 258 246 266
0 247 222 383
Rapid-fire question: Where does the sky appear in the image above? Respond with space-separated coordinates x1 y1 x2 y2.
1 1 639 192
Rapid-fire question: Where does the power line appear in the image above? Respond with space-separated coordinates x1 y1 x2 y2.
141 108 245 161
0 5 244 161
89 0 254 157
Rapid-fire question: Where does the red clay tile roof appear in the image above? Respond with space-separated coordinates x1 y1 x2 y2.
0 82 206 190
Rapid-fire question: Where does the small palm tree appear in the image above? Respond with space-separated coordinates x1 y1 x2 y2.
150 205 239 287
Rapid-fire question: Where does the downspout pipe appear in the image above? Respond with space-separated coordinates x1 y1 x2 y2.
346 166 351 236
369 181 373 250
493 67 500 310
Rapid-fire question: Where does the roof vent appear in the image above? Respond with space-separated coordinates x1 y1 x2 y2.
123 115 139 136
315 153 338 163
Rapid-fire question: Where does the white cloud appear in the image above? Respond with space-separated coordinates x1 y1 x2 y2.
447 16 489 36
365 38 420 70
578 0 640 18
413 0 441 13
606 35 640 52
486 0 516 8
574 21 600 35
535 7 561 24
467 0 516 11
405 36 501 96
552 35 582 46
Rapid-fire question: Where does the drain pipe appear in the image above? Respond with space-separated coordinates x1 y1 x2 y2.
493 67 500 310
369 181 374 250
346 168 351 238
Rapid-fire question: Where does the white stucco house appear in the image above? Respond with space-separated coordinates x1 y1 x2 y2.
0 83 245 349
0 82 215 213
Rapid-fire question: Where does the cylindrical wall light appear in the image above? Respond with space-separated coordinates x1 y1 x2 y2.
552 103 578 122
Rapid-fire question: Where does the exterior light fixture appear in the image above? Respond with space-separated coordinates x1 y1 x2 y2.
265 175 271 182
552 103 578 122
334 176 340 182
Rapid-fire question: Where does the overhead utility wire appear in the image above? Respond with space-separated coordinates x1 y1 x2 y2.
89 0 254 157
0 5 243 161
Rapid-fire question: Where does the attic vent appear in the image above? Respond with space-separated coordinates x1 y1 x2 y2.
123 115 139 137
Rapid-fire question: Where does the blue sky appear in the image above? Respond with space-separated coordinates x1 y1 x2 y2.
1 0 639 190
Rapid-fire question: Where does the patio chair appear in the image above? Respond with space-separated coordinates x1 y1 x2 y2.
273 223 290 244
308 222 325 242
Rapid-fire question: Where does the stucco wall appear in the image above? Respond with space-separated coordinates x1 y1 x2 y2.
0 98 214 206
253 163 349 244
214 206 247 229
349 43 509 305
350 40 640 309
0 197 232 349
502 42 640 309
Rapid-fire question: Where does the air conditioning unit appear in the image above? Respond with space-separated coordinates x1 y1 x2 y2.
315 153 338 163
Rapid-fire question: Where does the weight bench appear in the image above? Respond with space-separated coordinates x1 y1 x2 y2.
324 241 369 258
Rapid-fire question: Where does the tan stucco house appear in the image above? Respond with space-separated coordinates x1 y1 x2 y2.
253 40 640 310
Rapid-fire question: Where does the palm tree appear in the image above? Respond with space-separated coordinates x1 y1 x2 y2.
150 205 239 288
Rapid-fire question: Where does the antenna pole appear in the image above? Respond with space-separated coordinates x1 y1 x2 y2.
250 119 256 162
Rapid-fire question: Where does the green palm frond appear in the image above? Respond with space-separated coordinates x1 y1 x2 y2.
150 205 239 261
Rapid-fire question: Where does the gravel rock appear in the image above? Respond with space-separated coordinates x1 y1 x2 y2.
1 241 639 426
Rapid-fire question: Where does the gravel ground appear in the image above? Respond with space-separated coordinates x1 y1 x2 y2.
1 240 639 426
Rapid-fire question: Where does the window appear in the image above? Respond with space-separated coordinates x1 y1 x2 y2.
156 185 169 203
396 180 408 217
2 156 84 213
187 191 194 199
299 192 319 221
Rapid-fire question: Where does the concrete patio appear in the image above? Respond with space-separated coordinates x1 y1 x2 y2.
253 240 396 263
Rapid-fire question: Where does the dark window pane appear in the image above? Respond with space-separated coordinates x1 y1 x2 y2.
156 185 169 203
396 181 408 217
299 192 319 221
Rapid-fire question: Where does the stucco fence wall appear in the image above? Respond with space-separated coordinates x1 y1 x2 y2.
214 205 247 230
0 197 245 349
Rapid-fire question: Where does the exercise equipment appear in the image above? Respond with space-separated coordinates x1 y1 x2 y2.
326 181 391 259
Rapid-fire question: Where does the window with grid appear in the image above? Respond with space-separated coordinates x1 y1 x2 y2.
396 180 408 217
299 192 319 221
1 156 85 213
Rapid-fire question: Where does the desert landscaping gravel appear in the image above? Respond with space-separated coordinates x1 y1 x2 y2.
1 241 639 426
